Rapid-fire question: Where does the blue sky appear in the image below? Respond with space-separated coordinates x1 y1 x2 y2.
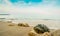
0 0 60 20
10 0 42 3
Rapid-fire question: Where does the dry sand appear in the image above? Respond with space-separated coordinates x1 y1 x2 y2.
0 21 59 36
0 21 33 36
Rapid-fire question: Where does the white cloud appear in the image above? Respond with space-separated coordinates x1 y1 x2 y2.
0 0 60 19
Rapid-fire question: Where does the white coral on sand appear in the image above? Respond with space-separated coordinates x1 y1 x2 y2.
28 30 37 36
18 23 29 27
43 32 51 36
8 24 15 26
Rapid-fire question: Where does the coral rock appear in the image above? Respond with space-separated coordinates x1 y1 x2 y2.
34 24 50 34
18 23 29 27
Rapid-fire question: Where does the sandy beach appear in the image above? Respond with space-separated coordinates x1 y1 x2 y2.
0 20 60 36
0 21 32 36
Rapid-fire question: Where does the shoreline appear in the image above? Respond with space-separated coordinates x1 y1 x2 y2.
0 20 60 29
